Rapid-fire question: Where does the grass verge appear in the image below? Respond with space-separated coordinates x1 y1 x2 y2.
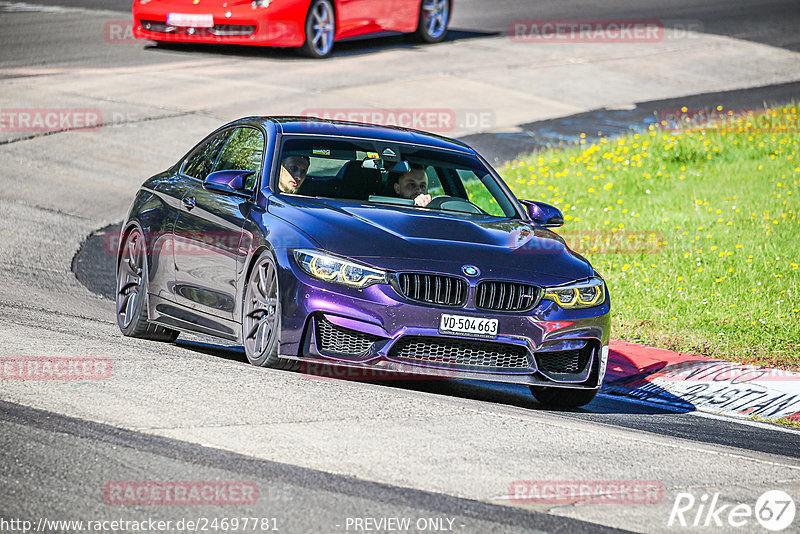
501 105 800 370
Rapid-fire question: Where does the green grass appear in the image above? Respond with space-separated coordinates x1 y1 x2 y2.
749 414 800 429
776 416 800 428
501 105 800 370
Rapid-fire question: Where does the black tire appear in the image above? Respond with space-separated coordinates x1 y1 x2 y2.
116 228 179 342
242 254 299 370
300 0 335 58
414 0 450 43
530 386 598 408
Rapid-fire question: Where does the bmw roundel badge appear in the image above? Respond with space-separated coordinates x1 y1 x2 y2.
462 265 480 277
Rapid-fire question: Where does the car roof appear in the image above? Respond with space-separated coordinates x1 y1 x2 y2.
238 116 477 154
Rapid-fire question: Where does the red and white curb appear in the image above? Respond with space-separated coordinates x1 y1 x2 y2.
601 340 800 422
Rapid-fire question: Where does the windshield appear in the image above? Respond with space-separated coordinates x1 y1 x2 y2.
276 136 520 219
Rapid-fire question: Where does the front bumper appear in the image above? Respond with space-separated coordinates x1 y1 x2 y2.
131 6 305 46
275 250 611 389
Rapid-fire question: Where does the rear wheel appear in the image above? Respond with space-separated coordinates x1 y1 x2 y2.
116 228 179 342
242 254 299 370
414 0 450 43
529 386 598 408
300 0 335 58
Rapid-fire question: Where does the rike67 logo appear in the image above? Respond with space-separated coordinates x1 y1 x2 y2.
669 490 795 531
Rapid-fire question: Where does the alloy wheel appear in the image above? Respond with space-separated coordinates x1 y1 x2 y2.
421 0 449 40
117 230 144 329
308 0 334 57
243 257 280 360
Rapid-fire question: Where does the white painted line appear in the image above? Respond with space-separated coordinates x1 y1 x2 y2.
0 1 123 16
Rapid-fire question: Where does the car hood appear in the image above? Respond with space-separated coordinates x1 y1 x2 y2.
269 196 592 284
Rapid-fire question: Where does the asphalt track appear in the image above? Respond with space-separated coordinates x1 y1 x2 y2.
3 1 800 532
1 401 622 534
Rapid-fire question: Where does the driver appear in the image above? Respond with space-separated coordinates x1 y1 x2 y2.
393 164 432 207
278 155 310 194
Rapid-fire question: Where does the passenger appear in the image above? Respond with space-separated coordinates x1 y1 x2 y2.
392 163 432 207
278 155 310 194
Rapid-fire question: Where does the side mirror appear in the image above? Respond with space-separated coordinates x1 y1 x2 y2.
204 170 255 196
519 199 564 227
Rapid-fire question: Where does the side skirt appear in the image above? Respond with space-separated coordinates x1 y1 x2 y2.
148 294 240 342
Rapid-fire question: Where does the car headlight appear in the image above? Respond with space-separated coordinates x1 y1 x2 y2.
294 250 387 289
543 277 606 309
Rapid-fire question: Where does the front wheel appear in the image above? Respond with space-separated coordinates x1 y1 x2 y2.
242 254 298 370
530 386 598 408
414 0 450 43
300 0 335 58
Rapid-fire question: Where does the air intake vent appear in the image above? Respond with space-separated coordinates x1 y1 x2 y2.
315 316 381 359
396 273 468 307
536 347 592 374
389 336 531 371
475 281 540 312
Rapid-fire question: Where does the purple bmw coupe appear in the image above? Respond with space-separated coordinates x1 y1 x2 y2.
116 117 610 407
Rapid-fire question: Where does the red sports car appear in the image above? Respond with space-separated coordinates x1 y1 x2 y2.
132 0 451 58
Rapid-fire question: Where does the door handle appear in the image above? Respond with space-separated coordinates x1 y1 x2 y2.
182 196 195 210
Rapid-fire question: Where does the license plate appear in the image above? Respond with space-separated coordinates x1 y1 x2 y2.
439 314 498 339
167 13 214 28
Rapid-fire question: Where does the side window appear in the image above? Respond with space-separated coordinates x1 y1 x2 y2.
457 169 506 217
308 157 348 177
183 131 231 182
212 127 265 191
424 166 445 196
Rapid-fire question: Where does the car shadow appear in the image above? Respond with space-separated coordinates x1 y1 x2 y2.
175 339 249 365
170 336 692 415
144 29 498 60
